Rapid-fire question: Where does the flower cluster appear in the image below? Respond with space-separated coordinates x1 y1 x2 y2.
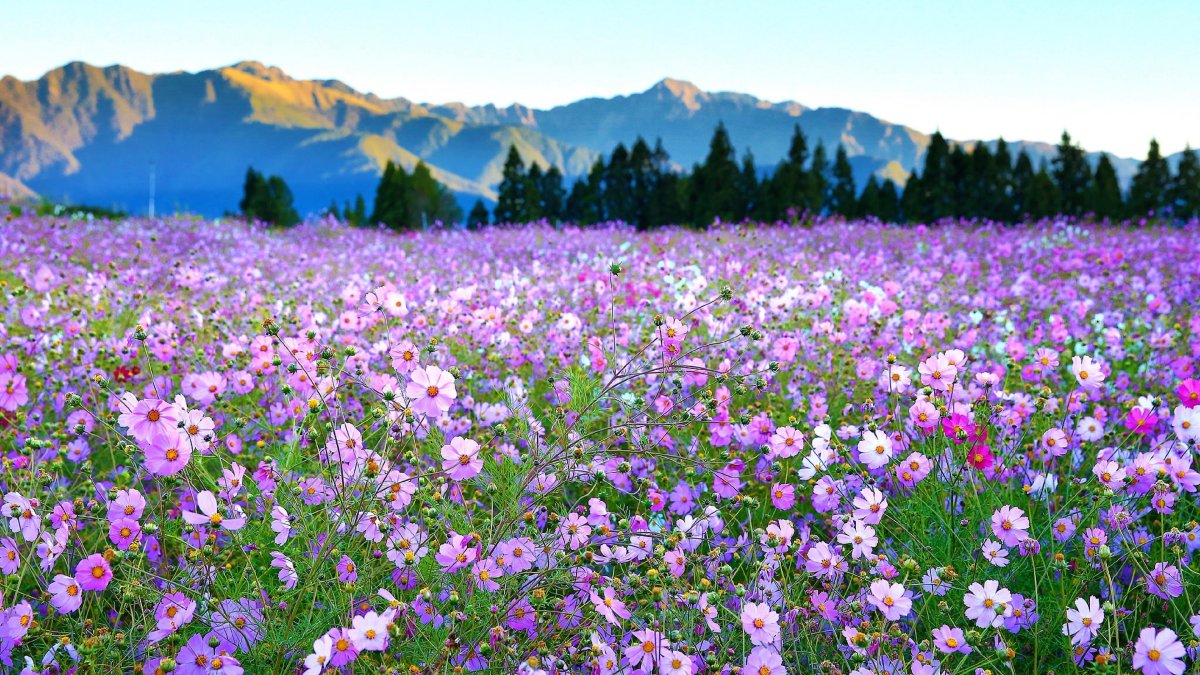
0 215 1197 675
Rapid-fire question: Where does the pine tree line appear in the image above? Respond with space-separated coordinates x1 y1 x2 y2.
239 168 300 226
485 127 1200 226
326 160 462 229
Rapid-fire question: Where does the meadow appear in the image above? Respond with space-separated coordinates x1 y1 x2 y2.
0 214 1198 675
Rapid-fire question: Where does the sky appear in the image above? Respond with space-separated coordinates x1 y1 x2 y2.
2 0 1196 157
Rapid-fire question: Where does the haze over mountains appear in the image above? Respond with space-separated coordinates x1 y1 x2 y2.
0 60 1169 217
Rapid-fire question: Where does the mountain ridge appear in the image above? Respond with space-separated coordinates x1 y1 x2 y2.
0 61 1177 216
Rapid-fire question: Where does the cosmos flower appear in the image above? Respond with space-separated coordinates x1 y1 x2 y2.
182 491 246 531
74 553 113 592
406 365 456 417
1131 627 1186 675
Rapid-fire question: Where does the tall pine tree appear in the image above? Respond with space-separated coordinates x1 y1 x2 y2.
830 144 857 217
494 145 528 223
1129 139 1171 217
1170 146 1200 219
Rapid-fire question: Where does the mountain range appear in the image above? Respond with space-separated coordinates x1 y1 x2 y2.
0 61 1178 217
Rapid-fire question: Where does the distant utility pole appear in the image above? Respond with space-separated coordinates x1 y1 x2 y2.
149 161 156 219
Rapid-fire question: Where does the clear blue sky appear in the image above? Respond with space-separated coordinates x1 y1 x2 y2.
3 0 1195 157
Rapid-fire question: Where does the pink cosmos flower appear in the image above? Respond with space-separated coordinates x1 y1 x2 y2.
107 489 147 521
918 354 957 391
868 580 912 621
441 436 483 481
804 542 846 580
349 611 390 652
143 430 192 476
435 532 478 573
991 505 1030 547
336 555 358 583
0 537 17 574
75 553 113 592
1177 378 1200 408
0 373 28 411
590 587 631 625
304 635 333 675
48 574 82 614
768 426 803 458
744 646 785 675
559 513 592 550
1064 596 1103 645
108 518 141 550
769 483 795 510
1071 355 1105 390
1131 626 1186 675
740 601 780 646
857 430 893 469
624 629 669 672
837 519 878 559
852 487 888 525
182 490 246 531
932 625 971 654
389 340 421 374
472 558 503 592
964 580 1012 628
406 365 456 417
118 397 181 443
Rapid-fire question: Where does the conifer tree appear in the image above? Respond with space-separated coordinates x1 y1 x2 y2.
1170 146 1200 219
540 166 566 223
1052 131 1092 216
494 145 527 223
690 122 740 226
830 144 857 217
1129 139 1172 217
857 176 881 220
467 199 490 229
524 163 545 222
1089 154 1123 219
807 141 829 214
878 179 900 223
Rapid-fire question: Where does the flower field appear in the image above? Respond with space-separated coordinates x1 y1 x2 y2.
1 215 1199 675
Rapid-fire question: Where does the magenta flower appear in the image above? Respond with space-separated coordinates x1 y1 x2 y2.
0 537 17 574
406 365 456 417
471 558 504 592
336 555 358 583
744 646 785 675
1132 626 1186 675
1178 378 1200 408
769 483 795 510
0 373 28 411
932 625 971 654
118 396 180 443
143 430 192 476
48 574 82 614
75 553 113 592
590 587 631 625
327 627 360 667
108 518 141 550
440 436 482 481
1064 596 1103 645
991 505 1030 547
435 532 477 573
182 490 246 531
107 489 147 521
350 610 390 652
740 601 781 646
868 580 912 621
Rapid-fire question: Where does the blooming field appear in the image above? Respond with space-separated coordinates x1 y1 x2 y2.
1 215 1199 675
